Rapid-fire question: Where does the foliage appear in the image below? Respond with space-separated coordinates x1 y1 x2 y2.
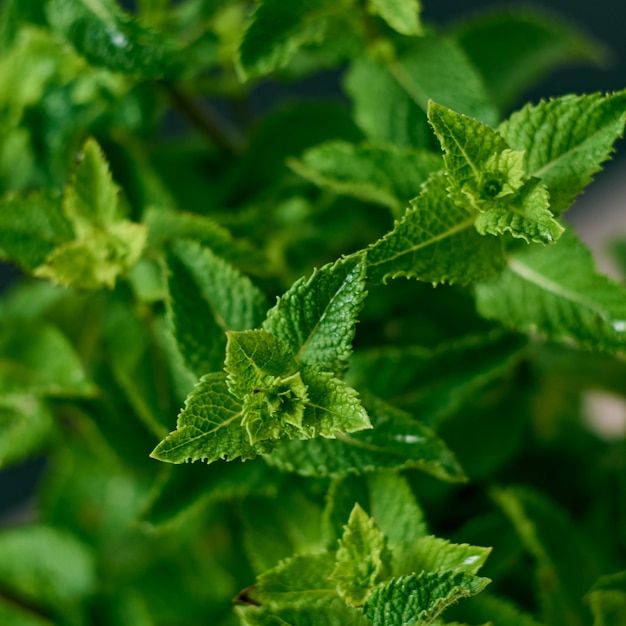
0 1 624 625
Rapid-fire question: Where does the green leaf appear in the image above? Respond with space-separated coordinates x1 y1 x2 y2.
0 192 73 270
0 0 46 52
324 471 428 549
366 172 504 285
330 504 392 606
34 138 147 289
0 395 54 469
499 91 626 214
344 56 431 149
387 34 498 126
475 230 626 354
492 486 599 626
225 330 309 444
428 101 562 244
0 598 53 626
347 331 525 426
446 593 545 626
150 372 269 464
245 552 337 608
453 9 606 111
587 571 626 626
46 0 182 78
0 525 96 613
0 323 93 397
264 254 367 375
363 570 490 625
236 0 355 79
265 394 465 482
393 535 491 579
166 241 266 378
290 141 442 217
367 0 423 36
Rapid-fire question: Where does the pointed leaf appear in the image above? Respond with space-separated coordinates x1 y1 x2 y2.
290 141 442 217
428 101 561 244
387 34 498 126
264 254 367 374
150 372 272 464
366 172 504 285
46 0 182 77
166 241 266 378
499 91 626 214
265 394 465 481
475 230 626 354
367 0 422 36
330 504 392 606
363 570 489 625
454 9 605 111
236 0 355 79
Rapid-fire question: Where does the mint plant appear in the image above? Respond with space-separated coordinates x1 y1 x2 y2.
0 1 625 625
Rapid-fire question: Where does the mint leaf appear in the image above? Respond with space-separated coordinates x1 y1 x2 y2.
150 372 269 464
493 486 599 625
46 0 182 77
0 396 53 469
0 192 72 269
330 504 392 606
265 394 465 481
367 172 504 285
475 230 626 354
446 593 545 626
237 0 355 79
34 138 147 289
0 598 53 626
393 535 491 579
237 599 370 626
454 9 605 111
290 141 442 217
264 254 367 375
499 91 626 214
166 241 266 378
387 34 498 126
363 570 490 625
367 0 422 36
344 56 431 149
226 330 309 444
428 101 562 244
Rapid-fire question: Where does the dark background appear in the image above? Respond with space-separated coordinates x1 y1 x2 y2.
1 0 625 523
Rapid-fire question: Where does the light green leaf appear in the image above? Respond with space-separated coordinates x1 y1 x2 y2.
364 570 490 625
0 323 93 397
492 486 599 626
428 101 561 244
587 571 626 626
324 471 428 549
236 0 355 79
265 394 464 482
166 241 266 378
46 0 182 77
344 55 431 149
226 330 309 444
0 525 96 612
387 34 498 126
0 0 46 52
453 9 606 111
393 535 491 579
290 141 442 217
0 193 72 270
367 0 422 36
475 230 626 354
0 395 54 469
150 372 271 464
499 91 626 214
264 254 367 374
244 552 337 608
34 138 147 289
366 172 504 285
330 504 392 606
